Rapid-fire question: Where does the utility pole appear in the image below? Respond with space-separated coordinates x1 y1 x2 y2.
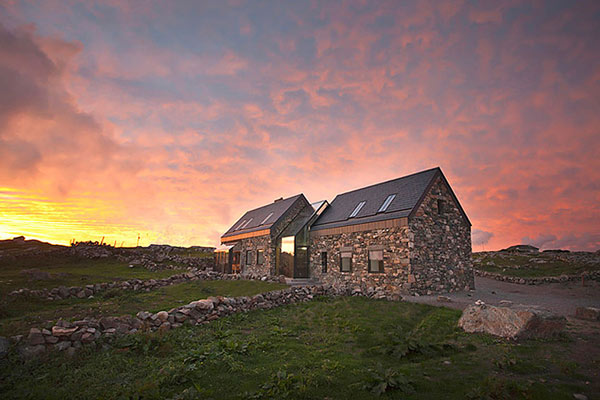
136 233 140 247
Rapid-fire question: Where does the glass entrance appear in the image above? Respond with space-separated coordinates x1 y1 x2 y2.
278 236 295 278
276 234 309 278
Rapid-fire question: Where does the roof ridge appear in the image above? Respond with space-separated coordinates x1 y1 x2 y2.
241 193 302 214
333 167 440 197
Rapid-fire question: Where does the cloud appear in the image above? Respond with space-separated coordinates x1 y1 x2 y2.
0 1 598 250
521 234 557 249
0 23 132 193
472 229 494 246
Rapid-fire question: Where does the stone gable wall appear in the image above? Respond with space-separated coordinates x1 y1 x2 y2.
409 176 474 294
270 196 312 240
308 225 411 294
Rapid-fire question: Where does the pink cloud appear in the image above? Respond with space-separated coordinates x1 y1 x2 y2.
0 1 598 251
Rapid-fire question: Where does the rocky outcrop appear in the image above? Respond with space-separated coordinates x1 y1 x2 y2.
473 269 600 285
473 250 600 285
458 302 566 340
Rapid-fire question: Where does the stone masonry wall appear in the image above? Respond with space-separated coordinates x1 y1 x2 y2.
409 176 474 294
309 225 411 295
239 235 273 276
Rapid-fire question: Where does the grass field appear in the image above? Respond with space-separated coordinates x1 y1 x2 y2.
473 253 599 278
0 255 180 296
0 297 595 399
0 280 287 337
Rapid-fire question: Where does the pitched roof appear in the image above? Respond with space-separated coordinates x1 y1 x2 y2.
311 167 469 230
221 194 305 238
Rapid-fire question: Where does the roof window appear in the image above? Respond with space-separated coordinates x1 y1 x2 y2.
235 220 247 230
240 218 253 229
260 212 273 225
349 201 366 218
378 194 396 213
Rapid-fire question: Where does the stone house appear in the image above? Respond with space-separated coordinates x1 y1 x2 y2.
219 194 327 277
220 167 474 294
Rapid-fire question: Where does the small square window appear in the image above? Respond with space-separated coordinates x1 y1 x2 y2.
246 250 253 265
257 249 264 265
368 250 384 273
340 251 352 272
321 252 327 273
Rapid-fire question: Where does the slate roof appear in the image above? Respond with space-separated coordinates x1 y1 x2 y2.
311 167 469 231
221 194 305 239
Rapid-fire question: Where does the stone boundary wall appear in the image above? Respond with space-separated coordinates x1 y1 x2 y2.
8 282 401 358
8 271 282 301
474 268 600 285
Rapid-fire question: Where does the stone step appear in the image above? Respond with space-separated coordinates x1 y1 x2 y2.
285 278 320 286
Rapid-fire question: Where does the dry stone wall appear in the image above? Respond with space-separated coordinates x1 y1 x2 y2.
8 270 214 300
8 270 283 301
8 281 402 358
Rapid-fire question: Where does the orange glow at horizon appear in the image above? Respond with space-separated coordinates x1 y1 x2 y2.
0 187 157 247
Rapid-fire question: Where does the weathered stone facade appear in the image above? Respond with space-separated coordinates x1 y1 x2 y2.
238 235 273 276
409 176 474 294
309 176 473 295
309 224 411 295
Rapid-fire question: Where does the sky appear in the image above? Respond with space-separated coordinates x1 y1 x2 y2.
0 0 598 251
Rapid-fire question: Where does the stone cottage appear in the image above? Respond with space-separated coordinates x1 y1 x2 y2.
220 167 474 294
219 194 328 277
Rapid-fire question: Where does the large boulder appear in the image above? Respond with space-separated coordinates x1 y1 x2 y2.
458 302 566 340
195 299 214 311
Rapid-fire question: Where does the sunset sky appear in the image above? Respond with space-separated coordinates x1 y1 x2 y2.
0 0 598 251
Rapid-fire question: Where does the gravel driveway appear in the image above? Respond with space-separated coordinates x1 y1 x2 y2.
404 276 600 317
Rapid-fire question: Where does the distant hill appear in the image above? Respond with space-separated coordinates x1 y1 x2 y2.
0 236 64 256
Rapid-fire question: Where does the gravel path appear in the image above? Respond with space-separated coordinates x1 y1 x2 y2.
403 276 600 317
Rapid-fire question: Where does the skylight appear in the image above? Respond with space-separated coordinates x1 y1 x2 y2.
240 218 253 229
235 220 247 230
349 201 366 218
261 212 274 225
378 194 396 213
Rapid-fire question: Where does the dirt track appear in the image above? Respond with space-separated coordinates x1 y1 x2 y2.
404 276 600 317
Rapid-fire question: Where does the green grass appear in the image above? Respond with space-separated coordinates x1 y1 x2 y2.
0 280 287 337
0 297 594 399
473 253 599 278
0 255 179 296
